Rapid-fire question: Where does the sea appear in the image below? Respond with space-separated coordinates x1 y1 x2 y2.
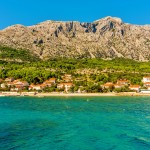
0 96 150 150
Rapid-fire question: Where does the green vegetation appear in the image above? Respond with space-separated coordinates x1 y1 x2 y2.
0 46 40 62
0 58 147 85
0 46 150 91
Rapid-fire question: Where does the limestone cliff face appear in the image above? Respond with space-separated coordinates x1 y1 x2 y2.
0 16 150 61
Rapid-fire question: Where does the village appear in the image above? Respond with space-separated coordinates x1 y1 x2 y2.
0 74 150 95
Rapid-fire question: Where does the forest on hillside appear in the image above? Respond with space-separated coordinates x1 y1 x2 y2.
0 46 150 86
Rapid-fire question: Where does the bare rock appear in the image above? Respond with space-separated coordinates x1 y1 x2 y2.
0 16 150 61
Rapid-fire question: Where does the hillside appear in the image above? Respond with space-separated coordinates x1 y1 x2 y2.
0 46 40 62
0 16 150 61
1 57 150 85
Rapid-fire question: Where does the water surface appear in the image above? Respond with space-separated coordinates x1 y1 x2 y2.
0 96 150 150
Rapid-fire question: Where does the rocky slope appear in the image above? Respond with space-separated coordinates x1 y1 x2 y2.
0 16 150 61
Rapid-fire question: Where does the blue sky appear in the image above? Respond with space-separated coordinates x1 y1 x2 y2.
0 0 150 29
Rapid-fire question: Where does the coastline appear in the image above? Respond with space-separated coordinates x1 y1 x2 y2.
1 92 150 97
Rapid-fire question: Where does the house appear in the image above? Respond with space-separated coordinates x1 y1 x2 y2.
57 82 73 92
140 89 150 93
57 83 64 89
29 84 47 91
62 74 72 82
10 85 22 91
7 82 15 87
29 84 42 91
63 77 72 82
77 86 84 93
49 78 56 84
64 83 73 92
9 80 29 88
43 80 52 87
142 76 150 83
40 84 47 89
114 84 123 89
143 82 150 87
129 85 141 91
44 82 52 87
5 77 14 82
42 78 56 86
0 83 6 89
13 80 29 87
8 80 29 91
102 82 114 89
117 79 130 86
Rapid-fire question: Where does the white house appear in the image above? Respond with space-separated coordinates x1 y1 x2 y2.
29 84 42 91
62 74 72 82
57 83 64 89
117 79 130 86
140 89 150 93
114 84 123 89
129 85 141 91
57 83 73 92
5 77 14 82
64 83 73 92
143 82 150 87
142 77 150 83
1 83 6 88
13 80 29 87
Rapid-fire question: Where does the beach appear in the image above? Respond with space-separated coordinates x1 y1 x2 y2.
1 91 150 97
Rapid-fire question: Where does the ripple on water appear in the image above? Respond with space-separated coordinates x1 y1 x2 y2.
0 119 58 149
0 96 150 149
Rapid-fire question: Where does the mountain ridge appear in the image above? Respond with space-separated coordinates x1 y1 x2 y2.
0 16 150 61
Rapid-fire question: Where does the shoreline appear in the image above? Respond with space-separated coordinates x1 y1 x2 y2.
1 92 150 97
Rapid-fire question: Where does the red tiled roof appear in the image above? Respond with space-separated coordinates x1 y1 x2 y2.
40 84 47 87
129 85 141 88
64 83 73 86
49 78 56 80
43 81 52 84
15 85 23 88
7 82 14 85
58 83 73 86
114 84 122 86
30 84 41 87
144 82 150 84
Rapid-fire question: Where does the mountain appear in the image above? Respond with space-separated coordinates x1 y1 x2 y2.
0 16 150 61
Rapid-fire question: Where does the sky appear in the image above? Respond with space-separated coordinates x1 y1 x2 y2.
0 0 150 29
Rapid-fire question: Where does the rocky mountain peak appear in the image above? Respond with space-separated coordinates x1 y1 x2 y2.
0 17 149 61
3 24 26 31
95 16 123 24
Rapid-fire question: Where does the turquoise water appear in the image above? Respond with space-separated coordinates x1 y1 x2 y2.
0 96 150 150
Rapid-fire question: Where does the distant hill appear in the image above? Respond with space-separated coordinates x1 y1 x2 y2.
0 16 150 61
